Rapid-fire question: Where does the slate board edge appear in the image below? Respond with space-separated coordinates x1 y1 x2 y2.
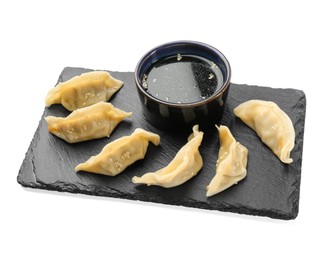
18 165 295 221
288 89 307 220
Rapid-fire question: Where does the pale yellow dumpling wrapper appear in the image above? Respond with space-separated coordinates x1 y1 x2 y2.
234 100 295 164
75 128 160 176
132 125 203 188
45 102 132 143
45 71 124 111
206 125 248 197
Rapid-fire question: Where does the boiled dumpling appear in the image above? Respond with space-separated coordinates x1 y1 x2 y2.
132 125 203 188
75 128 160 176
234 100 295 164
206 125 248 197
45 101 132 143
45 71 123 111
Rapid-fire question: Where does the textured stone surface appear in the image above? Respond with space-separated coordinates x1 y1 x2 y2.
17 67 306 220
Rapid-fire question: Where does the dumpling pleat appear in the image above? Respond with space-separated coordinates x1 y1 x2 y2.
234 100 295 164
75 128 160 176
132 125 204 188
206 125 248 197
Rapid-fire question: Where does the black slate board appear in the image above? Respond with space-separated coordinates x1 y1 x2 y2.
17 67 306 220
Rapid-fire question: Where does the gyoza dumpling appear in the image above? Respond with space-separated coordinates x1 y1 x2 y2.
45 101 132 143
206 125 248 197
75 128 160 176
132 125 203 188
234 100 295 164
45 71 123 111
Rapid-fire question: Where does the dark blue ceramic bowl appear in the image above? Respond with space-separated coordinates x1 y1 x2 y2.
135 40 231 130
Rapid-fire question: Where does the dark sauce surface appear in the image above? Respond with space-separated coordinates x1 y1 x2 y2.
142 54 224 103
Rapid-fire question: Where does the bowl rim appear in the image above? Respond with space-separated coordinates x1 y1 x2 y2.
134 40 231 108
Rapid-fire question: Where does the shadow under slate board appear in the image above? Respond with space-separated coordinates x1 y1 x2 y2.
17 67 306 220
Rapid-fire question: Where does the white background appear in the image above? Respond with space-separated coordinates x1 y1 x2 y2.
1 0 324 259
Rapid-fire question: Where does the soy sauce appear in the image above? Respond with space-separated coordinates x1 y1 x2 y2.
142 54 224 103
